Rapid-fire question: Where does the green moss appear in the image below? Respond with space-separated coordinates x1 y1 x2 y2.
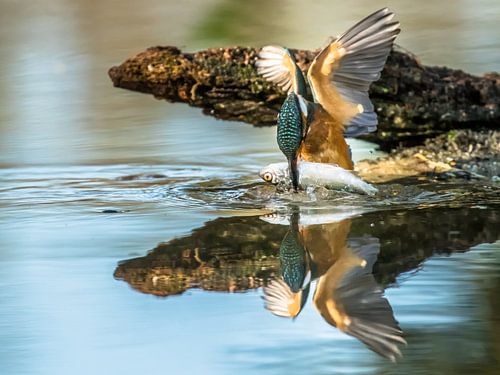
447 130 459 141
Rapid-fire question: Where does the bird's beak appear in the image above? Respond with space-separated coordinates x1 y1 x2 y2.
289 158 299 191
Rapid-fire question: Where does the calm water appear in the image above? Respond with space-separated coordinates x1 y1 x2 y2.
0 1 499 374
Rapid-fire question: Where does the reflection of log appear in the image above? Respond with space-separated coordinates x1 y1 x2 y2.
351 208 500 285
113 217 286 297
114 207 499 296
108 46 499 148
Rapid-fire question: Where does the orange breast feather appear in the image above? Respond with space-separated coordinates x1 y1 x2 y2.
298 107 354 170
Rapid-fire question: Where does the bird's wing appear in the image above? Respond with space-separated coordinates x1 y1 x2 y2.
340 236 380 281
312 235 405 361
255 46 308 97
262 278 310 318
307 8 400 137
336 274 406 362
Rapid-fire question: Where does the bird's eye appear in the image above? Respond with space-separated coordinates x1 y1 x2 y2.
263 172 273 182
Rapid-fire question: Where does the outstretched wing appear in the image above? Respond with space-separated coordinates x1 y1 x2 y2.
307 8 400 136
335 274 406 362
262 278 310 318
313 236 405 362
335 237 405 361
255 46 309 97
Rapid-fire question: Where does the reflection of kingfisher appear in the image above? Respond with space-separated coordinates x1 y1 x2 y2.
279 213 311 293
262 212 406 361
257 8 400 190
265 211 311 318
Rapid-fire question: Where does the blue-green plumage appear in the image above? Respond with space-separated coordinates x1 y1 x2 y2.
277 93 304 190
277 94 303 158
279 228 307 293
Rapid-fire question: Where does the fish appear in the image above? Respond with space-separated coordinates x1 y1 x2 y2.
259 161 378 195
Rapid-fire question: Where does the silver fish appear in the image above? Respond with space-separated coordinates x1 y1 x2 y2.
259 161 378 195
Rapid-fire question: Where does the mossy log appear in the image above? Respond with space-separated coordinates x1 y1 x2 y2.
357 129 499 182
108 46 499 149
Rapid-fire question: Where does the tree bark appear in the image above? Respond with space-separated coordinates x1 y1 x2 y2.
108 45 499 149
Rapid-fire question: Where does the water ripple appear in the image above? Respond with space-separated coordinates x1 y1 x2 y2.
1 165 499 219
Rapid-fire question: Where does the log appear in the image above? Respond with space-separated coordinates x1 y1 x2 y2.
108 45 500 149
356 129 499 183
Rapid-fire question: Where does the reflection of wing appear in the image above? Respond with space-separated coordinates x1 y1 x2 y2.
313 235 405 361
262 278 310 318
307 8 400 136
335 273 406 362
339 236 380 282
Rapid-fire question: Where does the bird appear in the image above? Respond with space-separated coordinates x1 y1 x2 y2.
262 211 406 361
256 8 400 189
263 211 312 318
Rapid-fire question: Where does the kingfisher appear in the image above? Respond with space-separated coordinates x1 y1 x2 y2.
263 211 312 319
277 211 311 293
256 8 400 190
262 212 406 361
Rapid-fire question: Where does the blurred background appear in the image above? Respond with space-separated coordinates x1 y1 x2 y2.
0 0 499 166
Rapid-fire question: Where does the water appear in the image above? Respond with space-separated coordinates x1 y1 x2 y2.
0 1 499 374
